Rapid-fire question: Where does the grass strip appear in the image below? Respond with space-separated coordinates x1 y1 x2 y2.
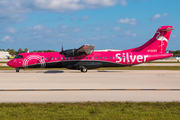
0 102 180 120
1 66 180 70
0 62 8 63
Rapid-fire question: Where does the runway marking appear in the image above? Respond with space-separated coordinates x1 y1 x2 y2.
0 89 180 91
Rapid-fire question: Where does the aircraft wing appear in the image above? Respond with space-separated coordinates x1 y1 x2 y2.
77 45 95 55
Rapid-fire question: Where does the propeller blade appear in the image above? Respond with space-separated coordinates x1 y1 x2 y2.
59 42 64 54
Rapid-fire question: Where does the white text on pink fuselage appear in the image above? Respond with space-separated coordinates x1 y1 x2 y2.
115 53 148 64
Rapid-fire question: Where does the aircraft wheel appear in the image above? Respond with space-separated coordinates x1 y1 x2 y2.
80 66 87 73
16 68 20 72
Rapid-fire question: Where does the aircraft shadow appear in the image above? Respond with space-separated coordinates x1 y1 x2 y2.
44 70 64 73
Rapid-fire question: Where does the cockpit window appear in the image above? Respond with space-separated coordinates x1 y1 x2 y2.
15 55 23 58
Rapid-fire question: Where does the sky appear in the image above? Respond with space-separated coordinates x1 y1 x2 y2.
0 0 179 51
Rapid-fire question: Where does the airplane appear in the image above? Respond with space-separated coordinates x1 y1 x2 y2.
7 26 174 73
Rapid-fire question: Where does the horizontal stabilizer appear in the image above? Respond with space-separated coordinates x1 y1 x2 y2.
158 27 174 32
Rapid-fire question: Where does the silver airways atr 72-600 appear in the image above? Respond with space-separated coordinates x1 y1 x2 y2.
8 26 174 72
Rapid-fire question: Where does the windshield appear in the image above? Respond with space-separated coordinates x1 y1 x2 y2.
15 55 23 58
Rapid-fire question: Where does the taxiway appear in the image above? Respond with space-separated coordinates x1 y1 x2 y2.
0 70 180 102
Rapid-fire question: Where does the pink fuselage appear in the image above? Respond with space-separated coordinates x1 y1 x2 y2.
7 51 172 69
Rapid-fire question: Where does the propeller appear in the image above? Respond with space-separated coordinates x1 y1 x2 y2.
59 42 64 55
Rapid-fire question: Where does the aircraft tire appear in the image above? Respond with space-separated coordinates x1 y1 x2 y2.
80 66 87 73
16 68 19 72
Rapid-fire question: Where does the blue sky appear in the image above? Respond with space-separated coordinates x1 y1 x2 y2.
0 0 179 51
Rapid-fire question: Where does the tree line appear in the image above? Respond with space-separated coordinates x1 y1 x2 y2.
169 50 180 57
0 48 57 56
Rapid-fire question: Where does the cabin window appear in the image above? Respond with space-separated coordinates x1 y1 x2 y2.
113 57 115 59
89 57 91 59
58 57 60 60
79 57 80 59
45 58 47 60
49 58 50 60
96 57 98 59
15 55 23 58
52 58 53 60
123 56 125 59
55 58 57 60
103 57 105 59
99 57 101 59
107 57 108 59
82 57 84 59
62 57 63 60
86 57 87 59
110 57 111 59
92 57 94 59
42 57 44 60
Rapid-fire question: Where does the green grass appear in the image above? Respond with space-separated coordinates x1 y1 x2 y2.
0 102 179 120
1 66 180 70
0 62 8 63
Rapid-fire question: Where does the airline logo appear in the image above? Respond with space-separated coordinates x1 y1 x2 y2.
116 53 148 63
156 31 168 42
23 55 46 68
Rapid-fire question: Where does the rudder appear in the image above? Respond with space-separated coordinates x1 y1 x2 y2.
133 26 174 53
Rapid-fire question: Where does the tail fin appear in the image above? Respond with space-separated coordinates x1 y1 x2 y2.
133 26 174 53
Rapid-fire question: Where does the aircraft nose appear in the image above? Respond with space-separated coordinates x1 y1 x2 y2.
7 60 14 68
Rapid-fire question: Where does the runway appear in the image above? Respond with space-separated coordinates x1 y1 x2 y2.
0 70 180 102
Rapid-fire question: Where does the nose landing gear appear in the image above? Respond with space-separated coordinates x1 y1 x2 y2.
16 68 20 72
79 66 87 73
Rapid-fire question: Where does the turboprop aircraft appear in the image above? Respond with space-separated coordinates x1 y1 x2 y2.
7 26 174 73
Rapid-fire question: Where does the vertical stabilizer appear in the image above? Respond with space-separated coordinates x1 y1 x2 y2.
133 26 174 53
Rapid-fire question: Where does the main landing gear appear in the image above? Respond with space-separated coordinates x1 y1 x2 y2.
80 66 87 73
16 68 20 72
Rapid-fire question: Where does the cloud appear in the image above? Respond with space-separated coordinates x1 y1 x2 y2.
0 0 31 23
0 0 129 25
6 27 16 33
113 27 120 32
120 0 127 6
62 25 67 28
0 0 127 23
33 0 121 12
72 16 77 20
33 25 43 30
80 15 90 20
151 13 168 20
172 35 177 38
1 36 10 42
121 31 137 36
94 28 101 31
118 18 137 25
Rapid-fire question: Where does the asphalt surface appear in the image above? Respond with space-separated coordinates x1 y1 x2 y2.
0 70 180 102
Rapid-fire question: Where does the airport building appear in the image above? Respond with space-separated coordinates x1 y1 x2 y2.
0 51 11 59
